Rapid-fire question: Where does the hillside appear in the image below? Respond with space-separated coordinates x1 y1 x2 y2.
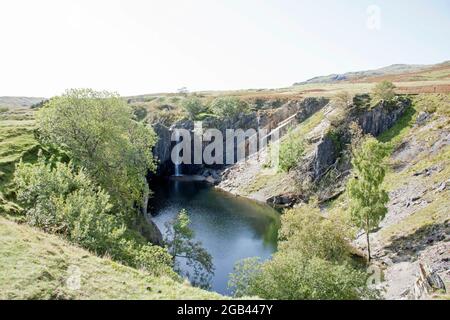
294 61 450 85
0 97 45 109
217 93 449 299
0 216 222 299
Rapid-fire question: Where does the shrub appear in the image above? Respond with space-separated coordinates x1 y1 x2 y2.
278 132 304 172
0 106 9 113
332 91 353 110
209 97 250 119
229 202 375 300
181 97 206 120
14 156 174 277
229 252 373 300
132 105 148 121
414 93 450 116
36 89 157 221
279 205 352 262
372 81 396 102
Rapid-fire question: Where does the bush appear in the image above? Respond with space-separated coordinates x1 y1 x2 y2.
0 106 9 113
209 97 250 119
332 91 353 110
372 81 396 102
36 89 157 221
414 93 450 116
229 252 373 300
278 132 304 172
278 205 352 262
229 203 375 300
14 156 174 277
132 105 148 121
181 97 206 120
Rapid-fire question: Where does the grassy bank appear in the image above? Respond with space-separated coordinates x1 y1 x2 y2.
0 216 223 299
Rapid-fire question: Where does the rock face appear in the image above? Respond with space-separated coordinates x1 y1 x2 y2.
356 98 411 136
310 97 411 182
152 123 173 175
296 97 329 122
153 97 329 177
312 135 339 181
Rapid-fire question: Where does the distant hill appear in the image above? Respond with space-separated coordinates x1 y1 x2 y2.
293 60 450 86
0 96 46 109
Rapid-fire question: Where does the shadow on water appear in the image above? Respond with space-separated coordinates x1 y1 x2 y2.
149 179 280 295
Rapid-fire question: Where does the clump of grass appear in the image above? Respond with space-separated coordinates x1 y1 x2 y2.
413 93 450 116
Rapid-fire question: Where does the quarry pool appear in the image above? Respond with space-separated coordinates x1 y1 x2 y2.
150 179 280 295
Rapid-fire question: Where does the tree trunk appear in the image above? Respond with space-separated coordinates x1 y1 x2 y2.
366 216 371 262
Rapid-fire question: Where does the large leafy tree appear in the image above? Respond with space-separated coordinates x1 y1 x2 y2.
228 204 375 299
346 137 390 261
164 209 214 289
36 89 157 221
14 155 174 277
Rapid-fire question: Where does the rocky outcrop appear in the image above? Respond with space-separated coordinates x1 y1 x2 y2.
153 97 329 177
152 123 173 175
356 97 411 136
296 97 329 122
309 97 411 182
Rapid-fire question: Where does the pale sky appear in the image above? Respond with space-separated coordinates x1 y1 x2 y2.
1 0 449 97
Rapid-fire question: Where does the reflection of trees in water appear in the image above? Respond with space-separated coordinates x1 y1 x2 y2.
151 180 281 292
163 209 214 290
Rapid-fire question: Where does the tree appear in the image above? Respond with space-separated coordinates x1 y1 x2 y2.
278 132 304 172
332 91 353 109
278 205 351 262
36 89 157 222
14 155 175 277
372 81 396 102
209 97 250 119
346 137 390 261
164 209 214 288
229 252 373 300
181 97 205 120
228 203 376 299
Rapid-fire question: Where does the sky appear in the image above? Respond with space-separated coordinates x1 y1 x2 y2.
0 0 449 97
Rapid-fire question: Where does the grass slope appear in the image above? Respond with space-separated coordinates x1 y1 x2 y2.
0 216 223 300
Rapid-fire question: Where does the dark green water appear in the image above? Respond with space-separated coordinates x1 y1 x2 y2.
150 179 280 295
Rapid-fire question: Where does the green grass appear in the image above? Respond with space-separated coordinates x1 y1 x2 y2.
378 105 416 145
0 114 40 215
0 217 223 300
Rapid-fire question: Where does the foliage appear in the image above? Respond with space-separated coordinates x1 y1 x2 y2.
132 105 148 121
278 205 352 262
413 93 450 116
229 252 372 300
332 91 353 110
372 81 396 102
346 137 390 260
181 97 206 120
13 156 173 277
164 209 214 289
209 97 250 119
0 106 9 113
36 89 157 221
278 132 304 172
229 202 375 299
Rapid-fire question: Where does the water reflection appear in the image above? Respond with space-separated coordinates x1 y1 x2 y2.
150 180 280 295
